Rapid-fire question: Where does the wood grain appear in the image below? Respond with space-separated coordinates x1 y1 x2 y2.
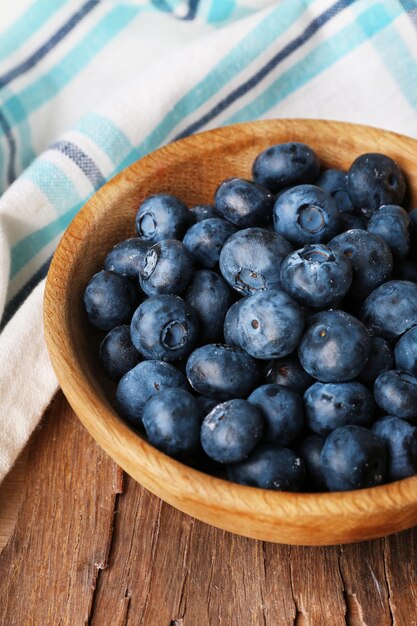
44 119 417 545
1 394 417 625
0 449 27 551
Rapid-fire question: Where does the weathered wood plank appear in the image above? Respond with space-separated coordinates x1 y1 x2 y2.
0 448 28 551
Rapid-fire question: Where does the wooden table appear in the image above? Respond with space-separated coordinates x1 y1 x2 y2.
1 392 417 625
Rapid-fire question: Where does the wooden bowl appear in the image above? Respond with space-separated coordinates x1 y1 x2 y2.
44 119 417 546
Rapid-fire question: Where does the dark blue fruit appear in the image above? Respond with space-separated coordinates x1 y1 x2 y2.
296 435 326 490
195 395 218 418
273 184 341 246
116 360 188 424
247 384 303 445
372 416 417 481
361 280 417 339
104 238 151 279
298 310 370 382
358 336 394 385
139 239 193 296
339 211 367 232
223 300 244 347
228 444 306 491
135 193 190 243
84 270 139 330
130 295 199 361
219 227 292 295
252 142 320 192
234 289 304 359
184 270 232 344
201 399 264 463
142 388 201 458
304 381 374 436
367 204 411 259
186 344 261 400
183 217 237 270
316 169 354 213
264 354 313 393
280 243 352 308
321 425 386 491
395 326 417 376
99 325 141 380
214 177 274 227
328 229 393 298
189 204 217 222
374 370 417 419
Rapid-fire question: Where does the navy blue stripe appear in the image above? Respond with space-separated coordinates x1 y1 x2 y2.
0 108 17 184
49 139 104 188
183 0 200 21
174 0 353 140
0 256 52 331
399 0 417 29
0 0 99 89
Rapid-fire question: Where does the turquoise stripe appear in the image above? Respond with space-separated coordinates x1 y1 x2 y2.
208 0 235 23
225 2 401 124
75 113 134 164
0 0 69 61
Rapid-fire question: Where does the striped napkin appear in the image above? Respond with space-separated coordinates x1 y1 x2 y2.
1 0 417 482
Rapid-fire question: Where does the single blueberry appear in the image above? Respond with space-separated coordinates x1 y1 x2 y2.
142 388 201 458
214 177 274 227
264 354 313 394
84 270 139 330
104 238 151 279
316 168 354 213
130 294 199 361
184 270 233 344
223 300 244 347
372 416 417 481
298 310 370 382
183 218 237 270
247 384 303 445
367 204 411 259
280 243 352 308
252 142 320 192
228 444 306 491
304 381 374 436
201 399 264 463
296 435 326 490
219 227 292 295
186 344 261 400
358 336 394 385
189 204 218 222
99 325 141 380
374 370 417 419
139 239 193 296
347 153 406 219
395 326 417 376
116 360 188 424
361 280 417 339
273 185 341 246
234 289 304 360
328 229 393 299
135 193 190 243
320 425 386 491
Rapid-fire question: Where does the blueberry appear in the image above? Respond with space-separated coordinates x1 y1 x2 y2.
189 204 218 222
183 218 237 270
186 344 261 400
139 239 193 296
84 270 139 330
223 300 243 347
367 204 411 259
316 169 354 213
252 142 320 192
227 444 306 491
304 381 374 436
339 211 367 232
130 294 199 361
142 388 201 458
273 185 341 246
374 370 417 419
280 244 352 308
195 395 218 418
361 280 417 339
328 229 393 299
247 384 303 445
214 178 274 227
264 354 313 393
184 270 232 344
347 153 406 218
201 399 264 463
298 310 370 382
219 227 292 295
358 336 394 385
320 425 386 491
395 326 417 376
135 193 190 243
234 289 304 359
99 325 141 380
372 416 417 481
395 259 417 283
116 360 188 424
104 238 151 279
296 435 326 490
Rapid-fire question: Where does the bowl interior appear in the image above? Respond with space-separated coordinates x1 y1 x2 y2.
44 119 417 545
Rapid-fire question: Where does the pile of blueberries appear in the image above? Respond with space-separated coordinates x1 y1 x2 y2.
84 141 417 493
